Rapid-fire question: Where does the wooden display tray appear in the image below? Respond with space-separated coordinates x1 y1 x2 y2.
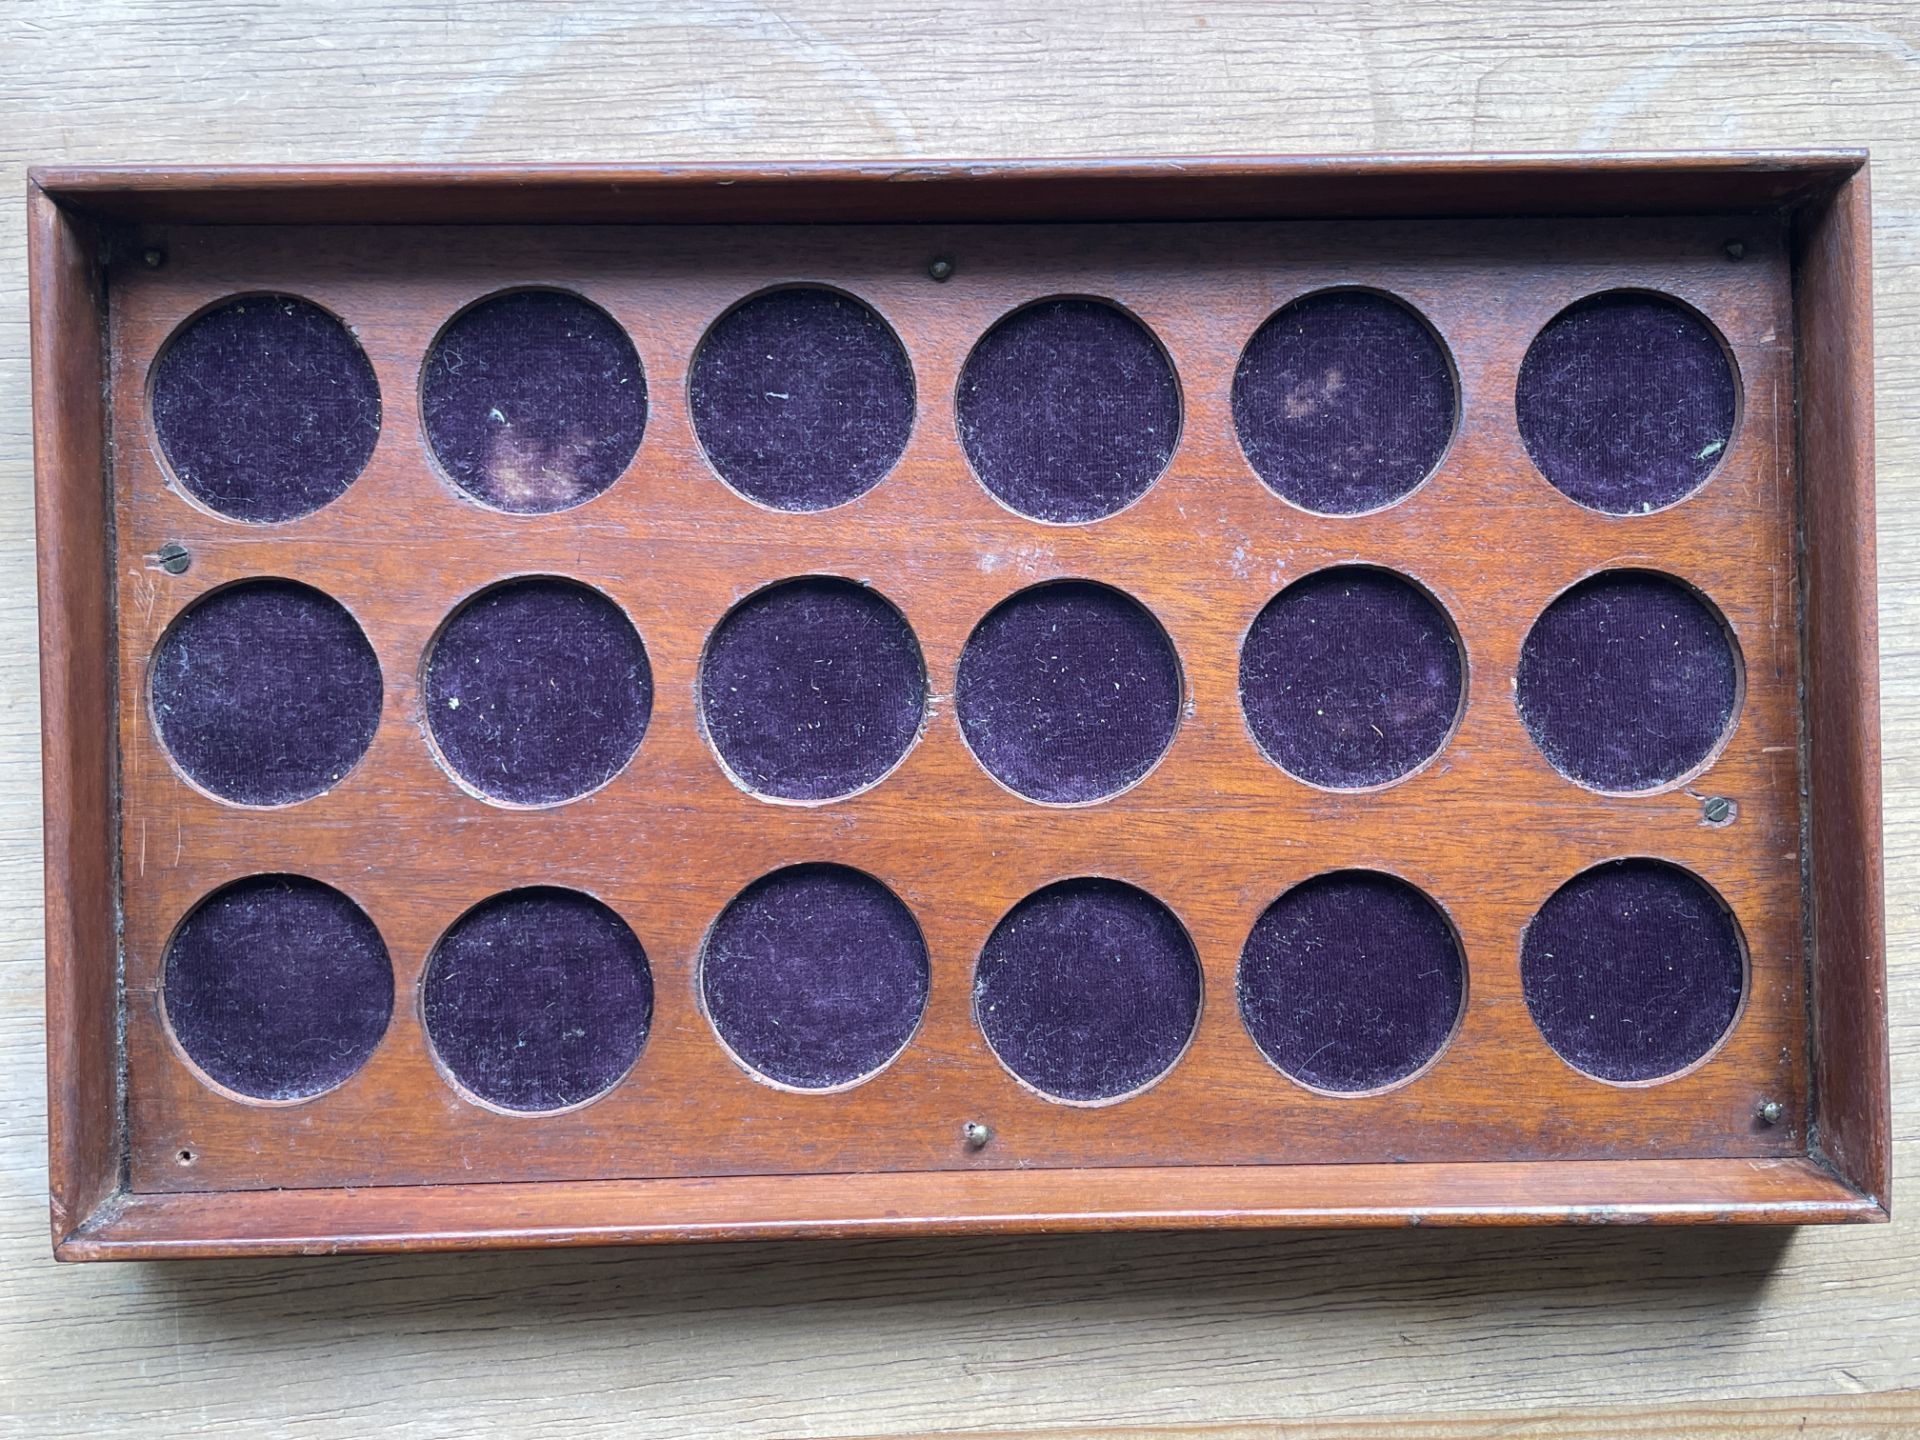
28 155 1886 1260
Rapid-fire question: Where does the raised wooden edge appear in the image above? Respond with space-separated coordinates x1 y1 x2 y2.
59 1158 1877 1260
26 151 1865 227
1793 166 1890 1207
28 179 124 1247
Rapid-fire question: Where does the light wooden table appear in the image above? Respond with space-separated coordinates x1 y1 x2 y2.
2 5 1914 1435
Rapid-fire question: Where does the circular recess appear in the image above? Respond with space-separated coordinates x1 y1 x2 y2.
150 579 382 806
1517 290 1738 514
1516 570 1739 793
956 298 1180 523
956 580 1182 804
1239 566 1463 788
420 289 646 513
423 887 653 1112
699 577 926 802
1237 870 1465 1094
1522 859 1745 1083
424 577 653 806
151 294 381 522
702 864 930 1090
975 878 1201 1104
163 875 393 1101
1232 289 1456 514
689 286 915 511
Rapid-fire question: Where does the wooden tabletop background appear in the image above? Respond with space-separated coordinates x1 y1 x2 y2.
1 4 1914 1436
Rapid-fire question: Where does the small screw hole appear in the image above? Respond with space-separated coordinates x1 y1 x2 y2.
176 1148 195 1165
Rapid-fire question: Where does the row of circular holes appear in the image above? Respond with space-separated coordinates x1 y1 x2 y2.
151 564 1743 812
146 283 1741 526
162 856 1749 1121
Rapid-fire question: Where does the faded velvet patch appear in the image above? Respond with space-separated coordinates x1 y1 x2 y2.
703 864 929 1089
151 294 381 522
1517 291 1737 514
1522 860 1744 1082
1238 870 1464 1093
975 878 1200 1103
1232 289 1455 514
690 287 915 510
425 578 652 806
151 579 382 806
1240 567 1461 788
700 577 925 801
1517 570 1737 792
957 298 1180 523
956 581 1181 803
421 289 646 513
164 874 393 1101
424 887 653 1112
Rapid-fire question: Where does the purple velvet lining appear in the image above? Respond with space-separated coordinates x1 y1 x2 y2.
1522 860 1744 1082
424 887 653 1112
956 581 1181 804
957 298 1180 523
975 879 1200 1103
1517 291 1737 514
1517 570 1737 792
164 875 392 1101
151 579 382 806
702 864 929 1089
425 578 652 806
690 287 915 511
151 294 381 522
700 577 925 801
1239 567 1461 788
1237 871 1464 1093
1232 290 1455 514
421 290 646 513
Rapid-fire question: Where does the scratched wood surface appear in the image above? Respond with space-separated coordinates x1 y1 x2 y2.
0 3 1915 1435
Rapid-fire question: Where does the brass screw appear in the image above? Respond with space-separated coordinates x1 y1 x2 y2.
142 247 166 268
1703 795 1734 825
1758 1099 1785 1126
928 256 955 282
156 541 191 575
962 1121 992 1149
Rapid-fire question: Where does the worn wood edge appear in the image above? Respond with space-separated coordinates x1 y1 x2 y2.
28 181 124 1252
22 151 1866 226
56 1159 1878 1261
1792 167 1890 1208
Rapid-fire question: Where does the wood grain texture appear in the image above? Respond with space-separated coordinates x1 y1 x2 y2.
2 1 1917 1434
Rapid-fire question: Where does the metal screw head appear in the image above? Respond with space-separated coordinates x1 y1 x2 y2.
1758 1099 1785 1126
1724 239 1746 261
156 541 191 576
928 256 955 282
1703 795 1734 826
142 247 166 269
962 1121 992 1149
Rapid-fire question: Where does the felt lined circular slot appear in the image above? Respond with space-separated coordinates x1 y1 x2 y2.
163 875 393 1102
423 887 653 1113
956 580 1182 804
424 577 653 807
1239 566 1462 789
975 878 1201 1104
151 578 382 806
1238 870 1465 1094
1232 289 1456 514
702 864 930 1090
956 297 1180 523
151 294 380 522
689 286 915 511
700 577 926 802
421 289 646 514
1517 290 1737 514
1522 860 1745 1083
1517 570 1739 793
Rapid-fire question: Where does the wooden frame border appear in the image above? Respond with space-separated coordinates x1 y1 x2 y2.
28 152 1886 1259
